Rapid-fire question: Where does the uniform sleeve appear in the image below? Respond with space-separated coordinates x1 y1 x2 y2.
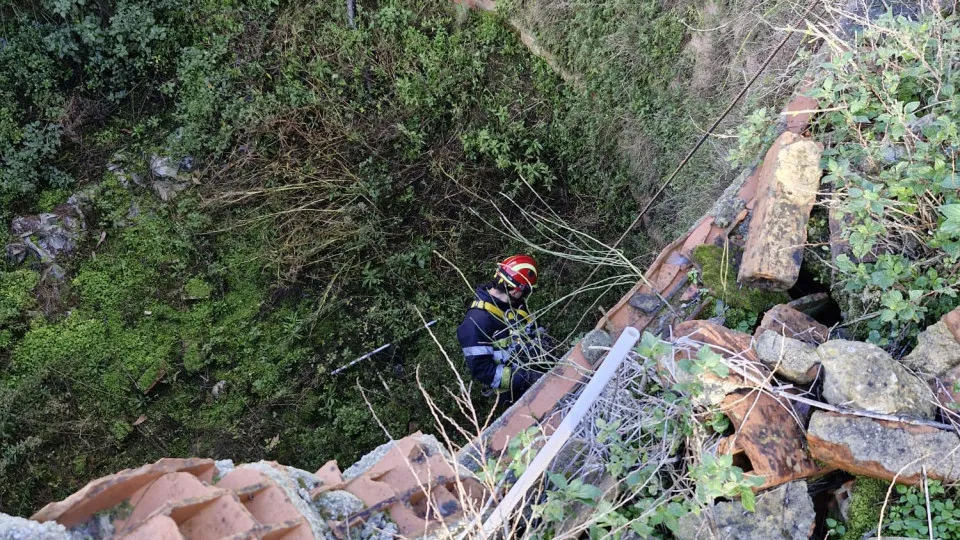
456 310 501 388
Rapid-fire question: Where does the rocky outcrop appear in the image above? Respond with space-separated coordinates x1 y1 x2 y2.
755 330 820 384
807 411 960 484
817 340 936 419
676 480 815 540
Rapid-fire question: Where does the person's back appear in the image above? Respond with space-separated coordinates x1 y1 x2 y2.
456 255 545 401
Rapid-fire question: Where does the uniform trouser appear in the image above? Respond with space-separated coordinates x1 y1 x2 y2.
505 366 542 401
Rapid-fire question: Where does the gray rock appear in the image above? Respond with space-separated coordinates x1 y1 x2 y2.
808 412 960 483
676 480 814 540
629 293 661 314
880 141 907 163
212 380 227 398
908 113 937 136
902 320 960 380
44 264 67 282
151 180 189 202
0 512 73 540
314 490 365 521
817 340 936 419
755 330 819 384
579 329 613 366
150 155 179 178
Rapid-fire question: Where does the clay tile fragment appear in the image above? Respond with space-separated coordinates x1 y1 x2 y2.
718 389 825 490
117 514 183 540
116 472 215 531
315 460 343 487
32 458 216 528
755 304 829 345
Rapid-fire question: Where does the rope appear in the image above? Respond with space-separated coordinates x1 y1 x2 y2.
555 0 822 320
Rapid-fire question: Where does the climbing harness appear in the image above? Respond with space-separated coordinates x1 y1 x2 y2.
469 300 532 325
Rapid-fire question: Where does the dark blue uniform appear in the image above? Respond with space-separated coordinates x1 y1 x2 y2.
456 285 541 398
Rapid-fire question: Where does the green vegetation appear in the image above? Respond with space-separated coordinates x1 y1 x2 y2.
510 333 760 539
829 477 887 540
691 244 788 331
809 12 960 347
499 0 805 241
829 479 960 540
0 0 698 513
886 481 960 539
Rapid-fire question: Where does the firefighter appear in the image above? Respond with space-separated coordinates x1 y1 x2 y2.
456 254 551 401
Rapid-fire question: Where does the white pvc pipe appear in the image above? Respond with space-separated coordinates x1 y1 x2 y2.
480 326 641 538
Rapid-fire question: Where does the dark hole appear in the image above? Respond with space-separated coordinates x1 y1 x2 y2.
788 263 842 327
730 451 754 473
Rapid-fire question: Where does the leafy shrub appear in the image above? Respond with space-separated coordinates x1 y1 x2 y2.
810 12 960 346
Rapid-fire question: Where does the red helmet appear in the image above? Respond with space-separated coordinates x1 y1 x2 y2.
495 254 539 292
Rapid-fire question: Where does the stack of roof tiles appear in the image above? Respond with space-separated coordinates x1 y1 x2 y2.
21 432 484 539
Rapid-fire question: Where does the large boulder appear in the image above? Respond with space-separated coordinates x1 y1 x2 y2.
817 340 936 419
675 480 815 540
902 318 960 380
754 330 819 384
807 411 960 484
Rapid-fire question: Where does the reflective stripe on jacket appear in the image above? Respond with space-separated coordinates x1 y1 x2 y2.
456 285 528 390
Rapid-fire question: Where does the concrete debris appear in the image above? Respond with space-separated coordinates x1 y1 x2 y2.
817 339 936 419
755 330 820 384
0 512 73 540
738 131 823 291
314 490 364 521
676 480 815 540
214 459 235 479
807 411 960 484
902 316 960 381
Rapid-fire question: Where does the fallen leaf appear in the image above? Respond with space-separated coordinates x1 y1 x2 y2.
133 415 147 426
